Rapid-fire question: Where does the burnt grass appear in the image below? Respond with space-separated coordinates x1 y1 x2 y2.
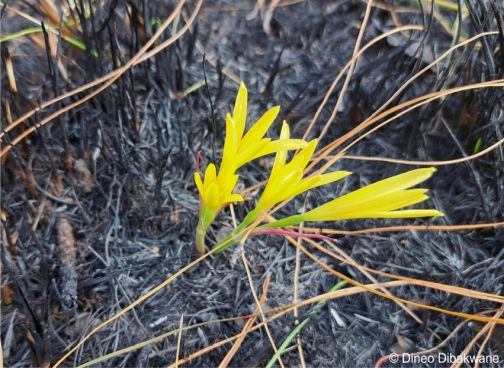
1 0 504 367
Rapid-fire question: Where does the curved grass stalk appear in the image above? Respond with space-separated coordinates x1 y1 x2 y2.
304 25 497 141
1 24 422 145
307 29 498 159
365 31 498 121
337 133 504 165
269 224 504 325
315 0 375 141
303 24 424 140
259 223 504 305
265 280 349 368
284 235 504 324
77 280 404 367
0 0 202 159
316 238 504 304
311 79 504 175
0 0 189 141
294 221 504 236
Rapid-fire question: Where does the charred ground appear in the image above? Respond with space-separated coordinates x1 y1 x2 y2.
1 0 504 367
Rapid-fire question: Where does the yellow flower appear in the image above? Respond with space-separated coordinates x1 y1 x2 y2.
195 82 307 253
194 163 243 212
254 122 351 212
195 83 307 213
213 122 350 253
218 82 306 184
266 168 444 228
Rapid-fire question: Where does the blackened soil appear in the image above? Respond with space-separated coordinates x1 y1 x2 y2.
1 1 503 367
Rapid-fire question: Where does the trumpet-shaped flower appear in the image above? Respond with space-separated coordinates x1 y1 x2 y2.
255 122 351 213
194 163 243 212
265 168 444 228
216 121 352 245
195 83 307 213
217 83 307 185
194 82 307 253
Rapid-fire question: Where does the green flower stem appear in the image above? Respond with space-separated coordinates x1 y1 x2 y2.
212 212 307 254
212 209 262 253
195 219 207 255
195 205 218 254
259 214 305 230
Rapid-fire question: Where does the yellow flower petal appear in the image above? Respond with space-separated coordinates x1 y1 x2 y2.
205 182 221 209
232 82 248 139
240 105 280 148
289 139 317 170
257 139 308 158
226 193 245 203
308 188 429 221
257 168 304 210
264 168 443 228
194 172 204 195
352 209 444 219
222 114 238 165
285 171 352 200
204 163 217 187
334 168 436 207
272 121 291 174
317 191 430 221
236 139 271 167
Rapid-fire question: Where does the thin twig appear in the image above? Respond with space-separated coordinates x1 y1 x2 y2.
174 314 184 368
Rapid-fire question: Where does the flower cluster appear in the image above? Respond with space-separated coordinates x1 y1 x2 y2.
194 82 443 254
194 82 306 253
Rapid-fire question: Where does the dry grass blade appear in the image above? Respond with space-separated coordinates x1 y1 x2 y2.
312 80 504 175
282 234 504 324
306 29 499 145
450 306 504 368
297 221 504 235
367 31 499 120
472 306 504 368
174 314 184 368
0 0 188 140
309 238 504 304
218 277 270 368
316 0 374 141
167 281 411 367
240 241 285 368
0 0 203 159
302 24 424 140
339 136 504 164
